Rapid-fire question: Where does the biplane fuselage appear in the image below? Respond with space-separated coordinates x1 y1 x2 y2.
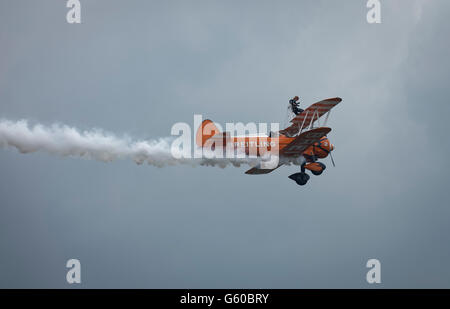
201 134 333 160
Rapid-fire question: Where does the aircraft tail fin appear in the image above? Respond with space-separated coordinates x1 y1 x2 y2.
195 119 221 147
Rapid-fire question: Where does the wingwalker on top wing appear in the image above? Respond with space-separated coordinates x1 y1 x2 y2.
195 97 341 186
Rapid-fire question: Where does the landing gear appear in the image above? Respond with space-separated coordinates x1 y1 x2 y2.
289 172 310 186
289 163 310 186
311 162 326 176
289 161 327 186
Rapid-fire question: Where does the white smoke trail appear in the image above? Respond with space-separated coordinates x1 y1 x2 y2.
0 119 262 168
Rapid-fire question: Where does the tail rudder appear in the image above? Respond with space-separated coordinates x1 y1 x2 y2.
195 119 220 147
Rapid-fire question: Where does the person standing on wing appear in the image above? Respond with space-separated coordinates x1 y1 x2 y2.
289 96 304 116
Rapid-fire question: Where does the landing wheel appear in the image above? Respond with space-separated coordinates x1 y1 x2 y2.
288 172 310 186
311 162 326 176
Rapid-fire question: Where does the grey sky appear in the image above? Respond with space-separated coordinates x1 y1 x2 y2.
1 0 450 288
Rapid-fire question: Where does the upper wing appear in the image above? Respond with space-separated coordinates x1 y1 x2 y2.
280 127 331 157
280 97 341 137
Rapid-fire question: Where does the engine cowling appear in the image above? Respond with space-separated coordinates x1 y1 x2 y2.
304 136 334 159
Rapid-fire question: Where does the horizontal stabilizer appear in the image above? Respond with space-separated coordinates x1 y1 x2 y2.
245 165 282 175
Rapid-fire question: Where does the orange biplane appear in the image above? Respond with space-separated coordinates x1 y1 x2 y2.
195 97 341 186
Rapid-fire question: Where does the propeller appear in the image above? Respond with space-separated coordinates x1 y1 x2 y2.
329 151 336 167
324 134 336 167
